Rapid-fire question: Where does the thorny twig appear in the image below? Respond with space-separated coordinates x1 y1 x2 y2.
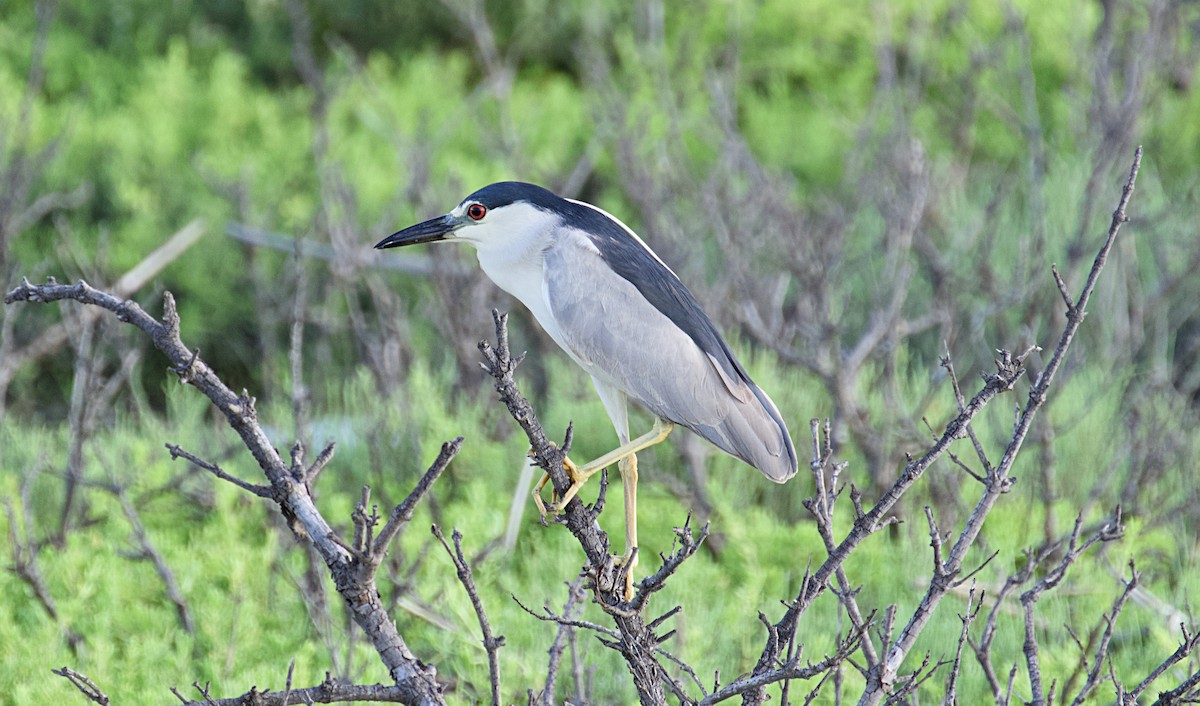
1120 624 1200 704
539 574 588 706
857 147 1142 706
51 667 109 705
742 147 1142 706
1020 513 1125 705
433 525 505 706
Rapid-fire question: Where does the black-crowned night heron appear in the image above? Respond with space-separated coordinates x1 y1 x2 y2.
376 182 798 598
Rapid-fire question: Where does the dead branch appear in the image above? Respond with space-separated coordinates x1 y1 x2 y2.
171 671 428 705
702 626 865 705
480 309 707 705
804 418 878 671
941 584 982 705
109 479 196 634
629 515 710 612
432 525 504 706
1017 514 1127 706
5 280 452 706
855 146 1142 706
513 594 621 640
941 350 994 479
0 220 206 397
1145 659 1200 706
738 147 1141 705
1121 624 1200 704
165 444 271 498
539 574 588 706
7 461 85 654
370 442 459 564
51 667 109 705
1063 563 1139 706
741 340 1027 705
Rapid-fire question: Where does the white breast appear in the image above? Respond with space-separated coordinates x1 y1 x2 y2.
466 207 576 358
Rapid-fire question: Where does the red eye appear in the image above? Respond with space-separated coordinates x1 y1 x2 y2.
467 203 487 221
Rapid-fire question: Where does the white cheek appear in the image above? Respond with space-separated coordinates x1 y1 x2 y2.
468 207 555 249
463 206 559 312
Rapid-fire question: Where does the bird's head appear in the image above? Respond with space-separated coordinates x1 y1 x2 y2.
375 181 564 253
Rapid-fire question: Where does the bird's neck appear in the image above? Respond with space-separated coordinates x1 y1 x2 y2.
470 227 551 317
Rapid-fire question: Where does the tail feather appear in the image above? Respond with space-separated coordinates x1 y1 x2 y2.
693 384 797 482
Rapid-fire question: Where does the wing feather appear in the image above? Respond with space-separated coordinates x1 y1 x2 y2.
543 230 797 481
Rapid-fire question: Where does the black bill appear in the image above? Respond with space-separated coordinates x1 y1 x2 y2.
375 214 460 249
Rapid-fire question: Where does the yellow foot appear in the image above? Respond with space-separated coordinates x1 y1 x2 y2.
529 447 551 521
531 419 674 519
530 447 588 520
549 455 594 514
531 479 551 522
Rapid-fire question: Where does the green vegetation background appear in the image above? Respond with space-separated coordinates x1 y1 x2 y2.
1 0 1198 703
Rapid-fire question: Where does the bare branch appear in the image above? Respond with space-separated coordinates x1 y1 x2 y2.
5 281 448 704
855 147 1142 705
941 349 993 477
630 515 710 611
305 442 337 486
1065 562 1139 705
942 585 982 705
1051 264 1073 310
6 463 85 654
432 526 504 706
984 511 1127 706
511 594 620 639
372 438 463 561
110 481 195 634
0 220 206 395
1147 668 1200 706
702 626 864 705
51 667 109 705
171 672 438 705
743 342 1027 704
540 574 588 706
165 444 271 498
1124 624 1200 705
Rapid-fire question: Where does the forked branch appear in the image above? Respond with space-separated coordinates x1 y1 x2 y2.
6 280 452 706
742 147 1142 706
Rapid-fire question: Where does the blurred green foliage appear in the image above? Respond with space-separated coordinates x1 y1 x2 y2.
3 0 1197 414
2 0 1200 703
0 0 1194 349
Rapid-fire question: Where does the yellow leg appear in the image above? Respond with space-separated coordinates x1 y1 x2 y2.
529 446 553 521
617 452 639 600
529 419 672 601
532 470 552 520
551 419 674 512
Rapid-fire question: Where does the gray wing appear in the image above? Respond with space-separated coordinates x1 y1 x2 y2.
543 230 797 482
